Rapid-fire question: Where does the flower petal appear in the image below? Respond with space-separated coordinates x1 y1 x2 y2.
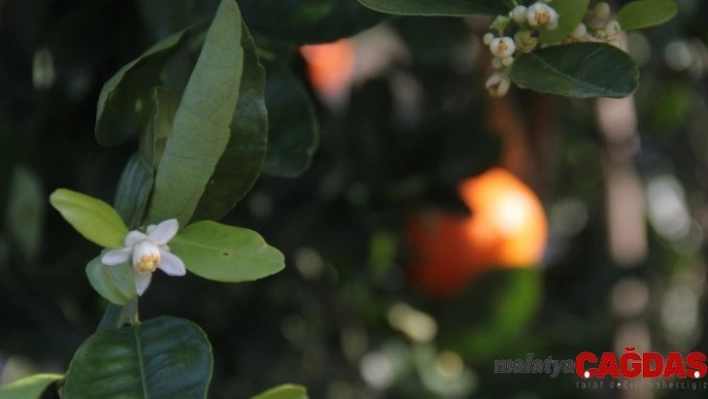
158 250 186 276
101 247 132 265
148 219 179 245
135 273 152 296
125 231 147 246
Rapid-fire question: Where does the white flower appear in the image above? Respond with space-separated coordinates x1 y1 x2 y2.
490 37 516 58
102 218 186 295
527 3 559 28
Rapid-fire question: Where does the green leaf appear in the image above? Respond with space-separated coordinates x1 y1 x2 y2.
0 373 63 399
192 21 267 221
509 43 639 98
143 88 177 169
49 189 128 248
146 0 244 226
95 29 188 146
114 155 153 229
617 0 678 31
262 64 319 177
63 316 212 398
357 0 510 16
252 384 308 399
443 268 541 361
239 0 387 44
86 253 136 306
114 88 175 229
170 221 285 282
539 0 591 44
5 165 44 262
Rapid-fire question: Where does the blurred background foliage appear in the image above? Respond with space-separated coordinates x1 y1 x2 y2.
1 0 708 398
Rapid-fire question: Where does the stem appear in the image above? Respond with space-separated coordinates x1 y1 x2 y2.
97 297 139 331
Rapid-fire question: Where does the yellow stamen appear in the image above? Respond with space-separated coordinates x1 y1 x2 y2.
136 253 160 275
533 10 551 25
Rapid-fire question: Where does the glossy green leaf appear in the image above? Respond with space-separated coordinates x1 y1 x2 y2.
252 384 308 399
358 0 510 16
239 0 387 44
63 316 212 398
170 221 285 282
114 155 153 229
539 0 591 44
262 64 319 177
509 43 639 98
95 30 188 146
5 165 44 262
192 22 267 221
0 373 63 399
617 0 678 31
49 189 128 248
144 88 177 169
146 0 244 226
86 253 136 306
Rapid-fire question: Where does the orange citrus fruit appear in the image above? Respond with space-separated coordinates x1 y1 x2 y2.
301 39 355 97
406 167 548 297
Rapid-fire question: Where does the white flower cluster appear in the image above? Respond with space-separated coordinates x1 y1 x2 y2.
483 1 559 97
566 2 622 48
482 1 623 98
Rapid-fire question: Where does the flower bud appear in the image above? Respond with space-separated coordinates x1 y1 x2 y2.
514 30 538 53
483 32 495 45
491 57 504 70
595 2 611 19
486 73 511 97
511 6 528 23
604 20 621 36
571 23 587 39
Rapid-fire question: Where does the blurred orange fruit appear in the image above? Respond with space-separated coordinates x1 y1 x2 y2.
301 39 355 97
406 167 548 297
